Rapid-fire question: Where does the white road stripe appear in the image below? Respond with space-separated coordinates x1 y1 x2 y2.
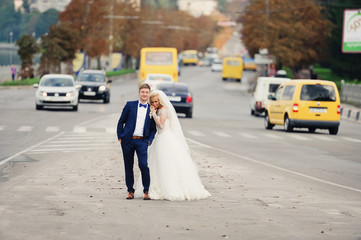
0 125 6 131
106 127 116 133
45 126 60 132
186 137 361 194
213 131 232 137
40 143 112 147
29 147 114 152
288 134 309 141
239 133 257 139
17 126 34 132
0 132 65 167
57 137 112 141
342 137 361 143
50 140 113 144
188 130 205 137
313 135 337 142
73 126 87 133
263 133 283 139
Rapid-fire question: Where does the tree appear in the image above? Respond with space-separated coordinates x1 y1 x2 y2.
35 8 59 38
39 24 78 74
59 0 109 69
241 0 333 68
323 0 361 80
0 0 21 42
16 34 39 78
22 0 30 13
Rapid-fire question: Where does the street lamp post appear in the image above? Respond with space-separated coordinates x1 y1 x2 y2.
9 32 13 65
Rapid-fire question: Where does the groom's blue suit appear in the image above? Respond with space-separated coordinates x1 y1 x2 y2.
117 100 157 193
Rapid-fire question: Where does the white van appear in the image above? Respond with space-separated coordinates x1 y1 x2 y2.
250 77 290 116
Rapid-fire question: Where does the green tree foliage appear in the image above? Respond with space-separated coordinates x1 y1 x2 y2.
22 0 30 13
16 34 39 78
39 24 78 74
242 0 333 68
217 0 228 13
0 0 21 42
35 9 59 38
323 0 361 80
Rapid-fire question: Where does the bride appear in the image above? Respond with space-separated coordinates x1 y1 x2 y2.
135 90 211 201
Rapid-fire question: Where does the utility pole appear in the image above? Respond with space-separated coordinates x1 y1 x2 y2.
108 0 114 71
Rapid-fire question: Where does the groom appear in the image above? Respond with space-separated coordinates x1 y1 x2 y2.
117 83 157 200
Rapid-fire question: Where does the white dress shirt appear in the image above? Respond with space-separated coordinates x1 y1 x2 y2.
133 101 148 137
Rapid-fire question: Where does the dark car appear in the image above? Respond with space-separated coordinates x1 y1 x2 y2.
76 69 111 103
155 82 193 118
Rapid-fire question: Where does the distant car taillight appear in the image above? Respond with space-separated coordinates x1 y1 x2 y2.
337 105 340 114
256 101 262 109
186 95 192 103
293 103 299 112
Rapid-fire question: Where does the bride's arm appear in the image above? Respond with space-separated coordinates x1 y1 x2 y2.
151 108 167 129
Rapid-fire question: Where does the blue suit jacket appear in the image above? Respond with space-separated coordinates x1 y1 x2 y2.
117 101 157 144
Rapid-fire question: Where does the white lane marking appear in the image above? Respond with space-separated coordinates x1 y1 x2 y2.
213 131 231 137
239 133 257 139
40 143 112 147
17 126 34 132
45 126 60 132
0 126 6 131
73 126 87 133
106 127 116 133
188 130 205 137
57 137 112 141
50 140 113 144
313 135 337 142
342 137 361 143
29 147 114 152
288 134 309 141
0 132 65 167
186 137 361 194
263 133 283 139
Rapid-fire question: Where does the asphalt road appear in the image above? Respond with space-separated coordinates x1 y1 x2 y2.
0 67 361 240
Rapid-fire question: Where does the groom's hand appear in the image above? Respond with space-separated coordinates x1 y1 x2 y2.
118 138 122 144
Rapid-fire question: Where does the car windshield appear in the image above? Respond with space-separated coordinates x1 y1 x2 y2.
148 75 172 81
77 73 105 82
158 85 188 94
300 84 336 101
41 78 74 87
226 60 240 66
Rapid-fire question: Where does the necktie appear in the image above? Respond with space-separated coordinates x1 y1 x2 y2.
139 103 147 108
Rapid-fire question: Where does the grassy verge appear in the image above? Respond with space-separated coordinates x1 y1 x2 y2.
313 67 360 90
0 69 136 86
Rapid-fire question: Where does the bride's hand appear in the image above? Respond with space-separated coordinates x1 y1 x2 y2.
150 105 156 114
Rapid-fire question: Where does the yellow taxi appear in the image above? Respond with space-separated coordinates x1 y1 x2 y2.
264 79 341 135
222 57 243 82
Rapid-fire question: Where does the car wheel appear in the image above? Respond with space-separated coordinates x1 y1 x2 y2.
186 110 193 118
36 105 43 110
284 115 293 132
237 79 241 82
264 112 274 130
329 127 338 135
222 78 226 81
308 128 316 133
73 105 78 111
251 109 255 115
103 94 110 103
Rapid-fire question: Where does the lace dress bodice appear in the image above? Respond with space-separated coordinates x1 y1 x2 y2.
155 108 170 132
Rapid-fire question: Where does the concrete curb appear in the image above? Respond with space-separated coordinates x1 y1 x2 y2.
341 104 361 124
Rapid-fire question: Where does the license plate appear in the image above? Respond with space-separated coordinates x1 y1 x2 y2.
167 96 181 102
84 91 96 96
310 107 327 113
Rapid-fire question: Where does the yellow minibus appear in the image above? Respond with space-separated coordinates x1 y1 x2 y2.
222 57 243 82
138 47 178 85
181 50 198 65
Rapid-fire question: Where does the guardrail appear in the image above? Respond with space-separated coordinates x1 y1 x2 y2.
341 81 361 107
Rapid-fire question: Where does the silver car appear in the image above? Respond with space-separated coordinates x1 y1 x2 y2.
34 74 79 111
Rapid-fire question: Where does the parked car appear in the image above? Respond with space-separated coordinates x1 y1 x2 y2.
265 79 341 135
144 73 175 90
211 59 223 72
243 58 257 71
198 58 211 67
155 82 193 118
250 77 290 116
76 69 111 103
34 74 79 111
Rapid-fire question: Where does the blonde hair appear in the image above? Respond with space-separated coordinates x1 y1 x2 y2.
149 91 165 108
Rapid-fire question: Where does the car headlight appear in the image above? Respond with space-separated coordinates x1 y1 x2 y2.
66 91 75 97
99 85 106 92
38 91 47 97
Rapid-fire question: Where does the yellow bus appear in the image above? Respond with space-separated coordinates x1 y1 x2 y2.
181 50 198 65
138 47 178 85
222 57 243 82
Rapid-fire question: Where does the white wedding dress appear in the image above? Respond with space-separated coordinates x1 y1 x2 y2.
135 91 211 201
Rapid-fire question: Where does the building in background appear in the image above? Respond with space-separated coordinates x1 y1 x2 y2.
14 0 71 12
178 0 217 17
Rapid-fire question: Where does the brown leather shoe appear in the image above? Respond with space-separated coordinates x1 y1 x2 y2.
126 192 134 200
143 191 151 200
